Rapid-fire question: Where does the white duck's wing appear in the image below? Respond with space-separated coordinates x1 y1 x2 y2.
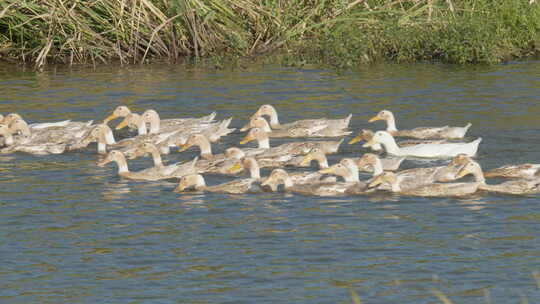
397 138 482 158
29 120 72 130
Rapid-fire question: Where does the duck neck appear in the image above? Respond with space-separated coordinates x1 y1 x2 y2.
148 115 160 134
149 146 163 169
14 124 31 136
3 133 14 145
342 167 359 182
97 142 107 154
380 135 400 155
197 138 213 158
372 158 384 175
315 154 329 169
136 119 147 135
260 121 272 132
282 175 294 189
115 155 130 174
248 163 261 179
390 180 401 192
104 128 116 144
266 108 280 128
472 167 486 184
385 114 398 132
97 133 108 154
194 177 207 190
257 137 270 149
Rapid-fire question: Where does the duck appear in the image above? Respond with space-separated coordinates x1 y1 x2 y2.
363 153 471 191
0 119 95 154
2 113 91 131
225 146 305 168
75 123 175 155
97 150 198 181
5 116 93 143
141 109 217 134
483 163 540 179
177 133 305 170
174 158 264 194
300 147 404 173
457 160 540 195
230 155 334 185
239 127 343 155
348 129 448 151
355 153 405 173
241 116 351 138
103 106 132 124
126 142 202 178
0 124 67 154
115 113 149 135
250 104 352 131
261 168 363 197
319 159 361 183
368 169 482 197
363 131 481 158
368 110 472 139
165 117 235 147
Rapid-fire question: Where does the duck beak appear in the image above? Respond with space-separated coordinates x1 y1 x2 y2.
300 154 313 166
261 177 273 187
177 143 192 152
455 167 470 179
368 115 381 123
174 181 188 192
239 134 254 145
103 113 117 124
318 167 334 174
96 157 111 167
115 117 129 130
348 135 362 145
239 123 251 132
362 139 376 148
368 176 383 188
227 162 244 174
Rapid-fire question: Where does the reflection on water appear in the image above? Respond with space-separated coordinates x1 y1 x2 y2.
1 61 540 303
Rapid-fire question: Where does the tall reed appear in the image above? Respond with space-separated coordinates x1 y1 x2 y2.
0 0 538 68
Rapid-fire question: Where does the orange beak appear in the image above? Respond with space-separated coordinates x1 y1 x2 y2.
115 117 129 130
348 135 363 145
103 113 117 124
368 115 381 123
240 134 254 145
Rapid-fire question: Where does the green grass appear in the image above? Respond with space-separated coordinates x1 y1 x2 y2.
0 0 539 69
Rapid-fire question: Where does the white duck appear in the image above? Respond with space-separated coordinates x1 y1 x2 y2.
363 131 481 158
251 104 352 131
97 150 198 181
141 109 216 134
368 110 472 139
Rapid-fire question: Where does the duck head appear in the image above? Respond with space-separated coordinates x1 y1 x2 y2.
104 106 131 124
175 174 206 192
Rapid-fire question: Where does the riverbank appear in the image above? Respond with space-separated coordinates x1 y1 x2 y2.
1 0 539 69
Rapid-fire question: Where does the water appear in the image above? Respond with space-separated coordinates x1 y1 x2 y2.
1 61 540 303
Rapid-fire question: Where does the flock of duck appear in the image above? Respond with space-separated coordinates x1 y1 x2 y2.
1 105 539 197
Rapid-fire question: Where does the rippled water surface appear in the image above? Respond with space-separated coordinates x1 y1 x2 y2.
1 62 540 303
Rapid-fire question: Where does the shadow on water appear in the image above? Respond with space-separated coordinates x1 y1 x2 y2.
1 61 540 303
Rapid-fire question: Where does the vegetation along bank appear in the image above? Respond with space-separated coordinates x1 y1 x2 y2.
0 0 539 69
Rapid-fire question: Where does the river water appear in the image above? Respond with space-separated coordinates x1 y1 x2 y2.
1 61 540 303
